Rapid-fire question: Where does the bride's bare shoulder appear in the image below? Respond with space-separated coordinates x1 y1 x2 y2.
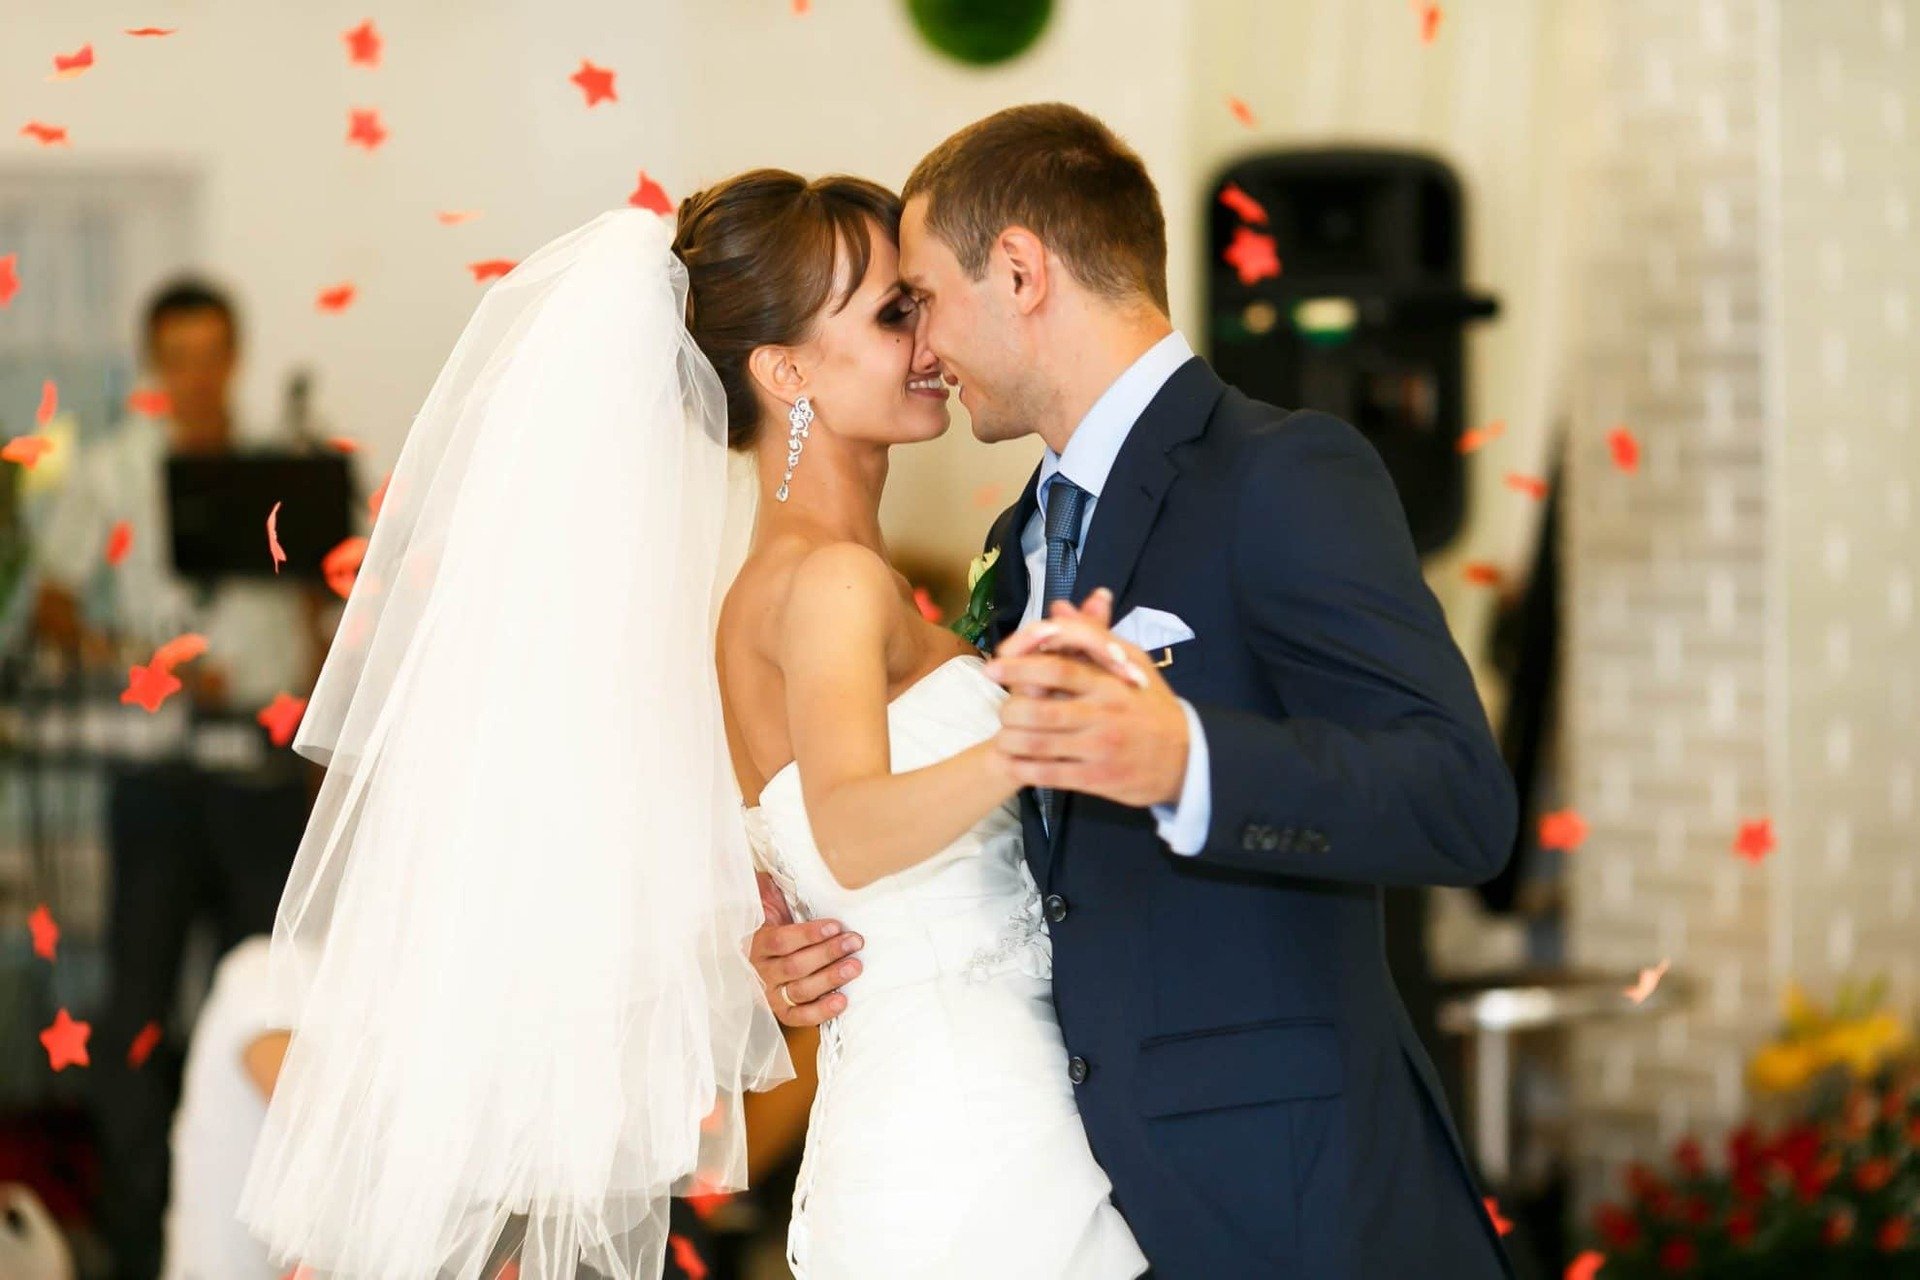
720 529 836 657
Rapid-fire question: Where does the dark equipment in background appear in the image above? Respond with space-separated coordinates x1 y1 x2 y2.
165 452 354 584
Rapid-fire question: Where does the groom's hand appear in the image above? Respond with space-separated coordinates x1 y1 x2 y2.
748 877 862 1028
986 596 1191 809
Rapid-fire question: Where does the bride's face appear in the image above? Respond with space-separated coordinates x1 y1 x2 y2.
794 226 951 447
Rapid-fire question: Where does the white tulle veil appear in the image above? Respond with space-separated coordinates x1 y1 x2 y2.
237 207 793 1280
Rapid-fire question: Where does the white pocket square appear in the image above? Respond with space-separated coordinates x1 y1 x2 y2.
1112 606 1196 652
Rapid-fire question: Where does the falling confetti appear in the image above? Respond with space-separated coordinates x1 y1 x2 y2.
106 520 134 565
1624 958 1671 1005
124 27 178 37
121 661 183 713
21 121 70 147
51 43 95 80
436 209 483 226
1607 424 1640 474
323 536 368 598
127 1020 163 1068
267 500 287 572
628 170 673 215
2 436 55 468
1484 1197 1513 1236
0 253 17 307
1504 472 1549 500
971 482 1005 511
369 471 391 521
683 1179 732 1221
1458 420 1506 453
570 59 618 107
1223 225 1281 286
1565 1252 1606 1280
40 1009 91 1071
343 19 382 68
127 388 171 416
34 380 58 428
1461 561 1503 588
28 904 58 962
326 435 360 453
1733 816 1775 864
1218 182 1269 226
151 632 209 671
468 259 517 283
913 586 941 623
793 0 810 13
316 283 357 312
257 693 308 748
1416 2 1444 44
667 1235 708 1280
347 107 389 151
1226 96 1257 128
1538 808 1588 851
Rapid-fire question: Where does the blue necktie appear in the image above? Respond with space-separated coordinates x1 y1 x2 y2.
1038 477 1089 833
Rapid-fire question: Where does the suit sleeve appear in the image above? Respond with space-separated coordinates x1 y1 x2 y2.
1188 411 1517 886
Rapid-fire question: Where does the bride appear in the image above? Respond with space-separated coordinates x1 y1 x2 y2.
238 171 1148 1280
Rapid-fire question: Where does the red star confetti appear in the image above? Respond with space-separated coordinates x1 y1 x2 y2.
40 1009 91 1071
343 19 382 68
1462 561 1503 588
468 258 517 283
127 387 171 416
122 661 183 713
1607 424 1640 474
1538 808 1588 851
1504 472 1549 500
151 632 208 671
28 904 58 961
1484 1197 1513 1236
570 59 617 107
125 27 178 37
1223 225 1281 286
127 1020 163 1068
369 471 391 521
257 693 308 748
667 1235 708 1280
35 380 57 427
326 435 359 454
51 43 96 80
347 107 389 151
1565 1252 1606 1280
317 283 356 312
1458 419 1505 453
1733 816 1775 864
1624 958 1671 1004
1226 96 1257 128
628 170 673 215
913 586 940 623
0 253 18 307
2 436 55 468
106 520 134 566
1218 182 1269 226
267 500 287 572
323 536 368 598
436 209 483 226
21 121 70 147
1416 2 1444 44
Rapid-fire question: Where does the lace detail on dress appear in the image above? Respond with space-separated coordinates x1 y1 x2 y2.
743 805 810 920
959 862 1052 985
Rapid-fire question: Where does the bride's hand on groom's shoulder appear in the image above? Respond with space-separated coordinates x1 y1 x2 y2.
984 592 1192 810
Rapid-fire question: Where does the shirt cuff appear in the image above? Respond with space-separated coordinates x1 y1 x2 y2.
1150 699 1211 856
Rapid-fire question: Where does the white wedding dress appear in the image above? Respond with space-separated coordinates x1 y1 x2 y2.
744 654 1149 1280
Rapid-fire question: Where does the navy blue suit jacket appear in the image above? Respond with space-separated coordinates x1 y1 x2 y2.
983 357 1517 1279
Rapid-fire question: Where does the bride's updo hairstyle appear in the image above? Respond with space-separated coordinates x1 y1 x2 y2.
673 169 903 450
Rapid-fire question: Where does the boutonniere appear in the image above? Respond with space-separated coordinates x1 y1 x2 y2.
949 547 1001 648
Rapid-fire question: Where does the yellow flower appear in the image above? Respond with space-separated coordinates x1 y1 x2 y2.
1749 1042 1821 1094
967 547 1001 593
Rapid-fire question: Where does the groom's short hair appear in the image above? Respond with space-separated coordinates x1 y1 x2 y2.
903 104 1168 312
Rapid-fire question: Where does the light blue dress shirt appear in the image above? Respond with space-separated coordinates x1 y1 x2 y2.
1018 330 1212 855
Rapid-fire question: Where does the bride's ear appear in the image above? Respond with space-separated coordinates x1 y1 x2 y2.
747 344 808 414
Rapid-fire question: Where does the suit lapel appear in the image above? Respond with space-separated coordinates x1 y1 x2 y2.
985 465 1040 653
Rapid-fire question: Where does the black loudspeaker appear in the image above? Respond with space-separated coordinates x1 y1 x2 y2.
1205 149 1498 555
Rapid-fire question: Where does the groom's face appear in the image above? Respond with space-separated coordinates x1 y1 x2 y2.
899 196 1036 445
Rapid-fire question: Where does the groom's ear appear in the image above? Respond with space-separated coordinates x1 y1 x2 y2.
996 226 1050 317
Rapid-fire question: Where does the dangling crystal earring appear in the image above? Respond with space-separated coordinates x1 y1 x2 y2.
775 396 813 503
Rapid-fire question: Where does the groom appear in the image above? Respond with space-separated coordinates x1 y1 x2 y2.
751 103 1517 1278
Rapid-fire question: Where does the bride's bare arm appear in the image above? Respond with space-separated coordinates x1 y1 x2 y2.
781 541 1019 891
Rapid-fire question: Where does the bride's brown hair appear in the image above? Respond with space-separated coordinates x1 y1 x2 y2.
673 170 902 450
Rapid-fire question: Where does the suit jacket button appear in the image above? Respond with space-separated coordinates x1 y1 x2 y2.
1068 1055 1090 1085
1044 894 1068 923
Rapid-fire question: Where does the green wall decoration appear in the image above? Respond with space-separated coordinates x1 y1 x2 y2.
907 0 1054 67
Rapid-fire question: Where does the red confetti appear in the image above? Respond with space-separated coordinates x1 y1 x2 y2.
683 1179 733 1221
1624 958 1671 1004
1484 1196 1513 1237
40 1009 91 1071
35 379 57 428
570 59 618 107
913 586 940 623
2 436 55 468
52 43 95 80
1222 225 1281 286
121 662 183 713
151 632 208 671
1733 816 1775 864
267 500 287 572
28 903 58 962
667 1235 708 1280
127 1020 163 1068
1607 424 1640 474
1458 420 1505 453
1226 96 1257 128
1218 182 1269 226
1504 472 1549 500
21 121 70 147
1538 808 1588 851
1461 561 1503 588
106 520 134 565
0 253 18 307
257 693 308 748
971 482 1005 511
124 27 178 37
316 283 356 313
792 0 810 13
468 259 518 283
1565 1252 1606 1280
343 19 382 68
126 387 171 416
346 107 389 152
436 209 483 226
494 1264 519 1280
628 170 673 216
323 536 368 599
1417 3 1444 44
326 435 360 454
369 471 391 521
